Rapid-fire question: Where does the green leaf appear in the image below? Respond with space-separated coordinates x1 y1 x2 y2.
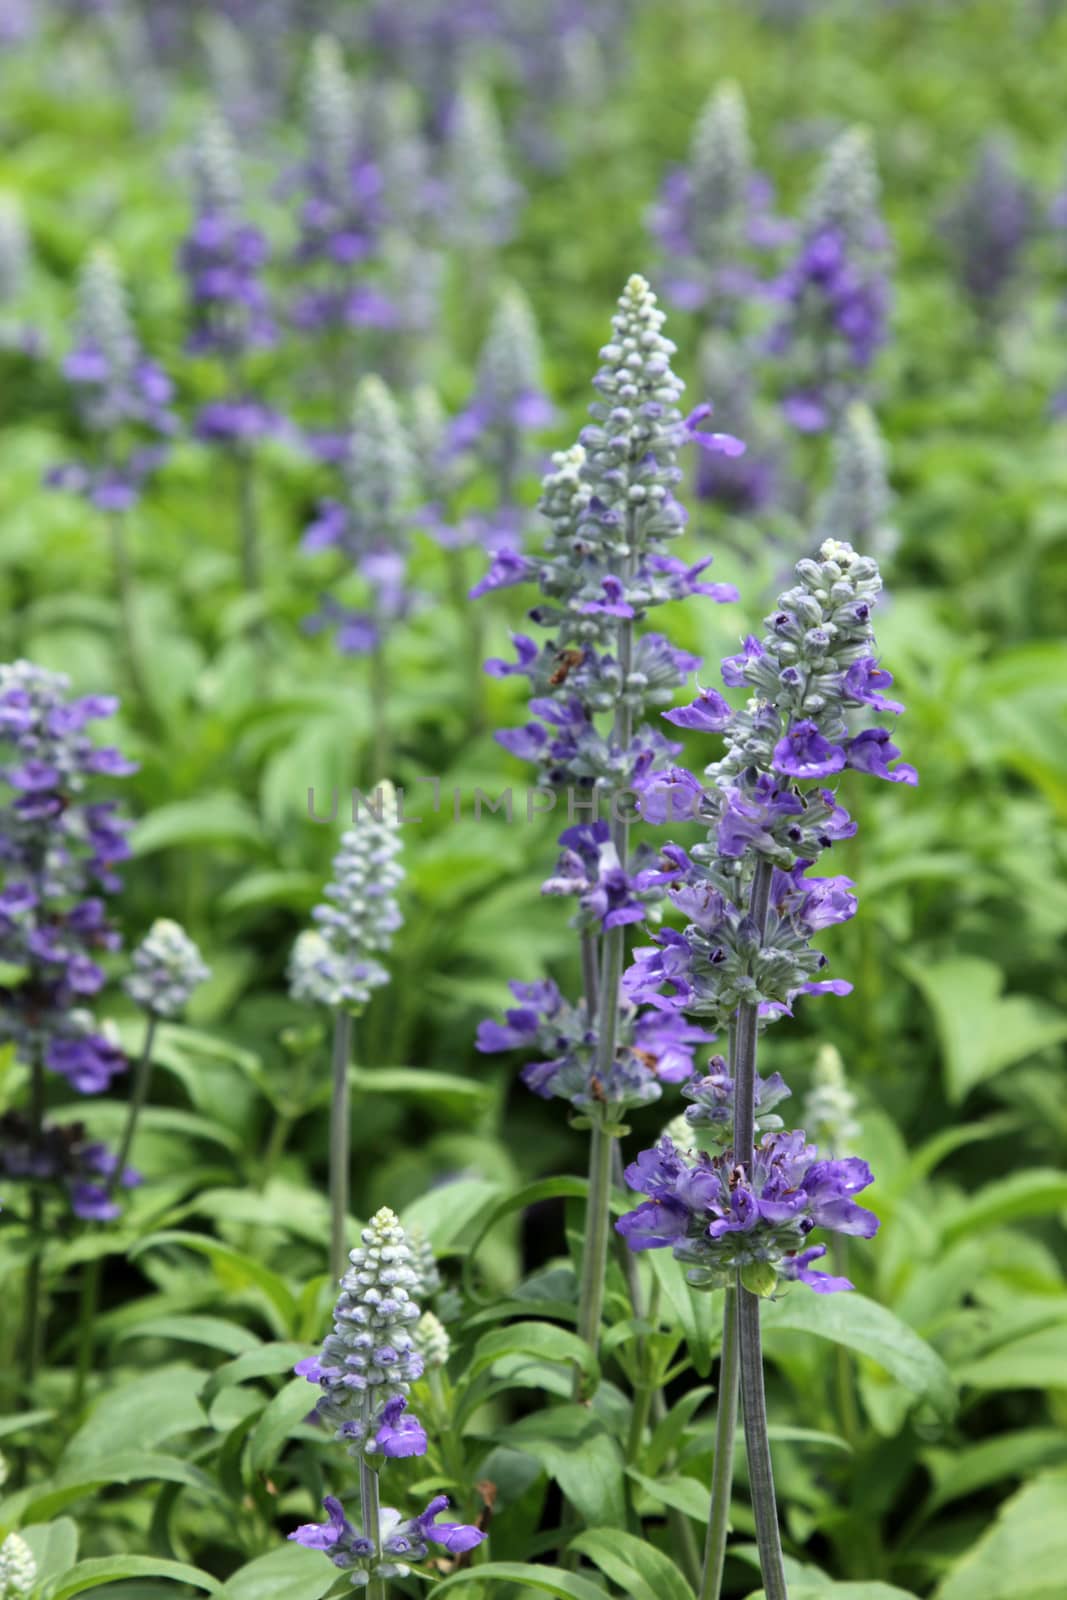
201 1343 312 1409
429 1565 608 1600
62 1368 206 1465
957 1325 1067 1390
569 1528 695 1600
248 1377 317 1475
934 1470 1067 1600
760 1292 955 1418
14 1453 219 1523
351 1065 494 1119
217 869 320 915
468 1321 599 1392
113 1315 261 1356
645 1386 713 1475
131 793 266 858
48 1557 221 1599
941 1170 1067 1244
20 1517 78 1582
648 1252 718 1377
923 1429 1067 1514
0 1408 53 1440
128 1233 297 1332
627 1467 710 1522
899 955 1067 1101
460 1176 586 1301
500 1407 625 1528
214 1542 339 1600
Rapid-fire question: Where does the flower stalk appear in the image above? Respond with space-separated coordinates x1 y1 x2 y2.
329 1009 353 1284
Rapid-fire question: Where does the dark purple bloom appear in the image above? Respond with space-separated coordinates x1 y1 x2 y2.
844 728 918 785
663 686 733 733
773 720 846 779
374 1395 427 1458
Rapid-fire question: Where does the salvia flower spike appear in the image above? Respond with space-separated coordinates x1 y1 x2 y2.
291 1207 485 1585
124 918 210 1019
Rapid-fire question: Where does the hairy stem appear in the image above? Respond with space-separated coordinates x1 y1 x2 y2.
107 1015 158 1200
360 1392 385 1599
330 1010 353 1283
71 1016 159 1409
700 1287 740 1600
575 1113 615 1365
734 855 788 1600
20 1051 47 1399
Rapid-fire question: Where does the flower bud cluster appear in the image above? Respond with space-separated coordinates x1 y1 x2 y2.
296 1207 426 1460
815 402 896 562
444 79 521 251
0 1108 140 1222
474 274 741 792
302 376 420 656
47 249 176 511
650 84 788 324
123 918 210 1018
0 1533 35 1600
289 784 403 1010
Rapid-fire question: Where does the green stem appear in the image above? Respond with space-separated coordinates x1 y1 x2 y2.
360 1391 385 1599
72 1015 158 1409
107 1015 158 1200
20 1052 47 1399
330 1011 354 1283
699 1287 740 1600
732 856 788 1600
108 512 154 714
575 1115 615 1368
369 641 390 782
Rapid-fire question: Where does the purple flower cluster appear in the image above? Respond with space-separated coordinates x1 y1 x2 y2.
180 113 278 446
449 281 553 505
301 376 419 656
474 275 741 793
0 662 134 1093
0 1109 141 1223
616 1131 877 1294
649 83 789 327
290 1492 484 1579
290 37 387 338
291 1205 485 1583
941 135 1036 317
767 129 891 433
47 248 176 511
625 539 913 1028
476 974 713 1108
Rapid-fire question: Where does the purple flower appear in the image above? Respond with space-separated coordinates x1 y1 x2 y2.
721 634 764 687
414 1494 487 1554
663 686 733 733
289 1495 365 1554
773 720 846 780
374 1395 427 1458
843 658 904 714
470 547 537 599
844 728 918 785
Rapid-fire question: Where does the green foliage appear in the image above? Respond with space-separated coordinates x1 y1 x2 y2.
1 3 1065 1598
